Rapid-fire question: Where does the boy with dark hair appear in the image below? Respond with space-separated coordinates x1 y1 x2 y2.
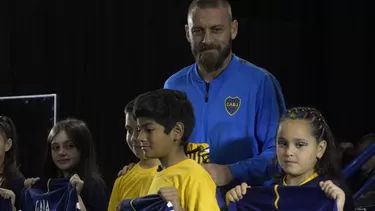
133 89 219 211
107 99 160 211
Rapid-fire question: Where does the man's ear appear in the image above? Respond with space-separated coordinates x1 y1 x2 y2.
185 24 191 43
230 19 238 40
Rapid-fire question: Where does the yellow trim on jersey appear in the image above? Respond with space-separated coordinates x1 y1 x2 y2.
129 199 136 211
186 143 210 164
273 185 280 209
47 178 52 192
274 172 319 209
282 172 319 186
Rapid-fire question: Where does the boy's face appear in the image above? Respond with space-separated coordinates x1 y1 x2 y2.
136 117 177 159
125 112 145 159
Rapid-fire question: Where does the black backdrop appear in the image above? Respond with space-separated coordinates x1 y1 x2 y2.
0 96 55 178
0 0 373 189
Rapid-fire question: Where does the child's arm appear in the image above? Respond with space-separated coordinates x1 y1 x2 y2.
78 195 87 211
0 188 16 208
70 174 87 211
107 177 122 211
184 174 221 211
225 183 249 206
319 180 345 211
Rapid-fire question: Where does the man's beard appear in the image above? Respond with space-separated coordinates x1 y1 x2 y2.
192 40 231 73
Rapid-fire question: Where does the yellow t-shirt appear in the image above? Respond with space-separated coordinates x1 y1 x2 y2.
147 159 220 211
107 163 157 211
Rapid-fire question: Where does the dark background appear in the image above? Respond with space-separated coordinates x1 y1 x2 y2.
0 0 373 189
0 96 55 177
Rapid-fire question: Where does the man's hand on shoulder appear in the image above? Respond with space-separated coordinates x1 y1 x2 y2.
117 163 136 177
202 163 232 186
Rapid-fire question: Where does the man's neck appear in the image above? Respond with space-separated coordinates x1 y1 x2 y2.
198 53 233 83
138 158 160 169
159 150 187 170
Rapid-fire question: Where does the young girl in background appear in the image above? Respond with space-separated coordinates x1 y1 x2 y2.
25 118 108 211
0 116 24 211
226 107 355 211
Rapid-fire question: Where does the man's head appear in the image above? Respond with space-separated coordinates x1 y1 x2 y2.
186 0 238 73
133 89 195 159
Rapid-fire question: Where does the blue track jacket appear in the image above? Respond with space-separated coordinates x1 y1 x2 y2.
164 55 286 185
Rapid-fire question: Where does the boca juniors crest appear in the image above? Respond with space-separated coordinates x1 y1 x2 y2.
224 96 241 116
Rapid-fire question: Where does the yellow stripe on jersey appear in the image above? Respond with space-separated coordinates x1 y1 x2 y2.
186 143 210 164
282 172 319 186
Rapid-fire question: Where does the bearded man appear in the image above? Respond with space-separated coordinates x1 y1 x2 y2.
164 0 286 191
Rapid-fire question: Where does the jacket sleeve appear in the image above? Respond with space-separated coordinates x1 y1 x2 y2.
228 74 286 185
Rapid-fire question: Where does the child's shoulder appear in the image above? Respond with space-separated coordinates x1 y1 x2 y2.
180 159 212 178
180 159 204 170
315 175 343 187
9 170 25 189
306 175 351 194
160 159 211 180
85 172 108 191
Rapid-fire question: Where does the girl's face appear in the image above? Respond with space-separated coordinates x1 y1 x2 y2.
276 119 326 178
0 134 12 169
50 131 81 173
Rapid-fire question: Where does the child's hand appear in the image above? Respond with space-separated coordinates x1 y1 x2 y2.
24 177 40 188
158 187 183 211
0 188 16 206
116 204 121 211
319 180 345 211
70 174 84 195
225 183 249 206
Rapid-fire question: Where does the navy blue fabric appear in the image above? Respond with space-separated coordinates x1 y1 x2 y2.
119 194 174 211
22 178 79 211
228 186 338 211
0 197 12 211
9 173 25 210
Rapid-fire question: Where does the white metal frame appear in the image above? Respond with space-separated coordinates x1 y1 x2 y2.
0 94 57 125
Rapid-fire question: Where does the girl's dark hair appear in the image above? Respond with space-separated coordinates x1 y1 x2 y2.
0 116 24 188
274 107 342 180
43 118 103 182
